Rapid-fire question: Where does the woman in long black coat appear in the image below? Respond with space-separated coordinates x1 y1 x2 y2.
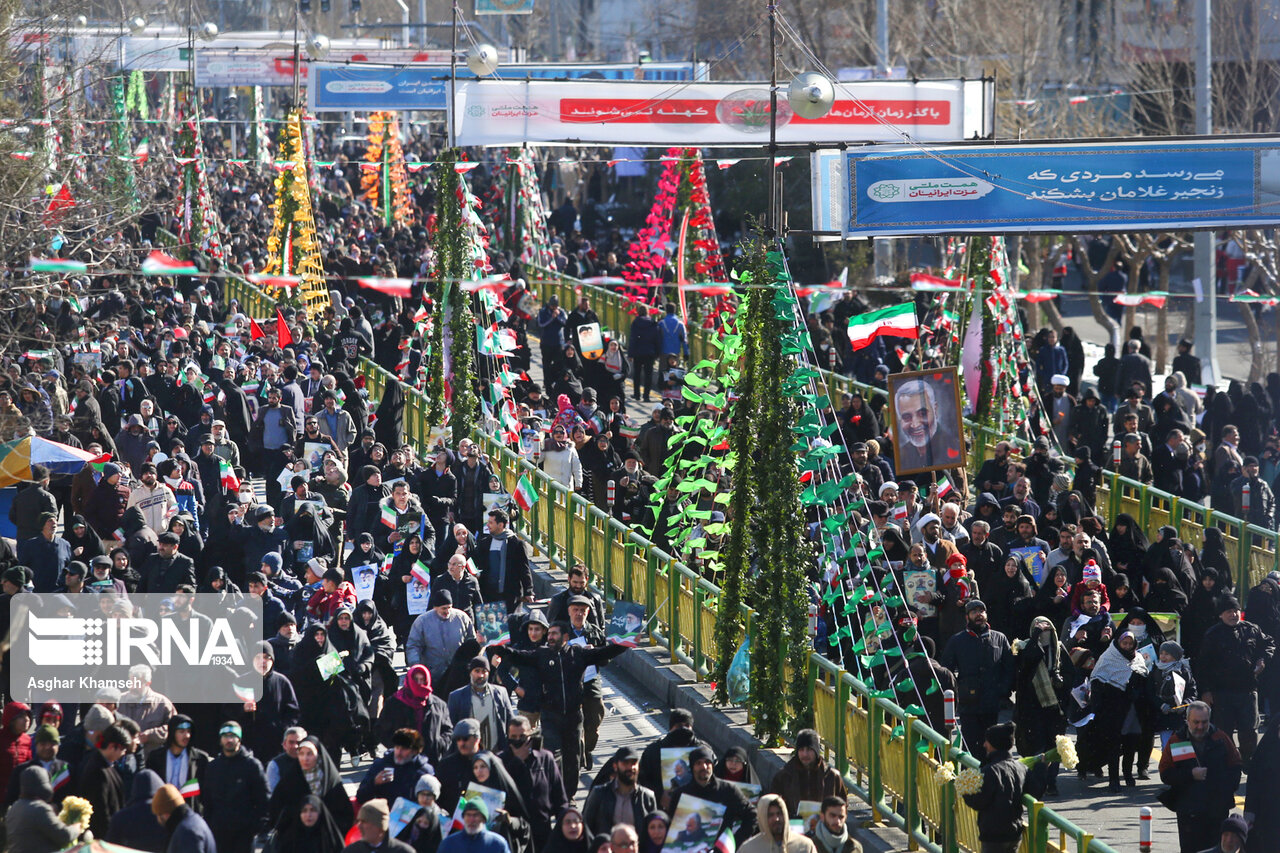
268 737 355 836
1013 616 1074 795
291 623 369 764
374 378 405 451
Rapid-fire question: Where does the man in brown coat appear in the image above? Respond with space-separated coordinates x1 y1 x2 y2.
767 730 848 817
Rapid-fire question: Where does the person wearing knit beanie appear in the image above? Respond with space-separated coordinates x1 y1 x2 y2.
151 781 218 849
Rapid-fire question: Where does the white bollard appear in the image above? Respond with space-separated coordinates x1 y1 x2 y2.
1139 806 1152 852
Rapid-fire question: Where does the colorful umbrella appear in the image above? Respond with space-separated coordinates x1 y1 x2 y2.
0 436 103 488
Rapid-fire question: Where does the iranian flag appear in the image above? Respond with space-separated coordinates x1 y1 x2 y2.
380 502 398 529
936 475 954 499
141 250 199 276
846 303 917 351
1169 741 1196 761
714 825 738 853
892 502 910 521
249 274 302 289
513 475 539 512
180 779 200 798
49 765 71 791
358 277 415 297
30 257 87 274
1114 292 1169 308
910 272 965 292
218 457 240 491
411 561 432 587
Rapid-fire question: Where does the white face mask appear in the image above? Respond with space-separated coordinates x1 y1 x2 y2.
1129 624 1147 640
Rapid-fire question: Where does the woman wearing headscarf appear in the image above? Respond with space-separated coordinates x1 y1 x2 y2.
1033 564 1072 629
1085 631 1151 791
377 665 453 766
387 532 430 642
268 737 355 836
638 811 669 853
166 513 203 563
713 746 761 786
1200 528 1235 594
464 751 533 853
1013 616 1074 796
355 600 397 719
544 805 589 853
65 514 104 564
552 346 585 404
1107 513 1149 579
578 432 622 513
373 378 405 452
328 605 375 705
291 623 369 764
1144 526 1196 598
596 340 629 406
271 793 346 853
285 501 336 577
195 566 243 618
986 554 1037 641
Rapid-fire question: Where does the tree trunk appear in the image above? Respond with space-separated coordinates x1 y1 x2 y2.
1155 264 1171 373
1072 237 1121 346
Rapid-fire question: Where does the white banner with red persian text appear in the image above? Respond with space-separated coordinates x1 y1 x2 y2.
453 78 994 147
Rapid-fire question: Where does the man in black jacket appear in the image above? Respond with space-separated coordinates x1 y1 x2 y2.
474 509 534 612
547 563 606 628
638 709 706 804
499 715 567 850
498 622 629 796
583 746 657 835
961 722 1026 853
144 714 210 813
939 600 1014 755
1195 597 1274 764
347 465 389 543
667 746 755 845
201 721 268 853
141 532 197 594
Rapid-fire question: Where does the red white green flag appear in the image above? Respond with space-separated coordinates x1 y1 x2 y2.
846 303 917 351
218 457 240 491
513 475 538 512
141 250 199 276
180 779 200 798
380 502 398 529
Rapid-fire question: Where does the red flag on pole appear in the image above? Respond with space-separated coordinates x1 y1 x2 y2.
249 318 266 340
276 308 294 348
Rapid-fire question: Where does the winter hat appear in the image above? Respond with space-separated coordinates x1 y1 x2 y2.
688 745 715 765
429 589 453 608
1221 814 1249 843
1160 641 1184 660
260 553 282 573
359 798 391 829
965 599 987 614
1220 596 1242 614
415 774 441 799
946 553 967 568
794 729 821 752
461 798 489 821
985 721 1015 752
1082 561 1102 584
151 784 185 817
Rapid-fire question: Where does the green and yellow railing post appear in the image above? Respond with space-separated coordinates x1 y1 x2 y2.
692 584 705 677
868 701 883 824
903 716 920 849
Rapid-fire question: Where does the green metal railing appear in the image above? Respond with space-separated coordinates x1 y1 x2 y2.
223 273 1119 853
527 264 1278 596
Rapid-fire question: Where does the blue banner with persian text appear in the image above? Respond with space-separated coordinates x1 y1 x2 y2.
845 140 1280 235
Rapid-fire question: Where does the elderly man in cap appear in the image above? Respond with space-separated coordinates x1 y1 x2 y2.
583 745 657 835
448 655 514 752
1205 814 1249 853
939 600 1014 755
1108 432 1153 484
435 719 485 812
3 725 71 810
407 588 477 685
201 721 266 853
960 721 1026 853
437 798 509 853
151 782 216 853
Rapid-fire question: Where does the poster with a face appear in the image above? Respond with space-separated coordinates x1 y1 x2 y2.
352 564 379 602
475 602 510 645
902 570 937 618
664 794 727 853
608 602 646 646
661 747 694 793
406 580 431 615
888 367 966 476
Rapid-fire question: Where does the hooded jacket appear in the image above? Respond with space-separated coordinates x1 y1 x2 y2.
4 766 80 853
106 768 170 851
739 794 818 853
0 702 32 804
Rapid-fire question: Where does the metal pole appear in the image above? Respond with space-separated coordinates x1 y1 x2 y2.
766 1 777 236
292 0 301 108
875 0 889 76
1193 0 1220 384
448 0 458 148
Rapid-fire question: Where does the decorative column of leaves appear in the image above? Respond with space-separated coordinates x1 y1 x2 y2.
107 77 138 212
740 244 816 743
360 112 414 228
249 86 270 165
174 114 224 261
262 111 328 315
125 70 148 119
432 150 479 443
711 247 768 703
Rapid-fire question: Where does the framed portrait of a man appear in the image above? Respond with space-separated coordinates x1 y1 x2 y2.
887 367 965 476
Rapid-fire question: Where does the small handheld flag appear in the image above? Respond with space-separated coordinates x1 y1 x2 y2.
381 502 398 529
513 475 538 512
180 779 200 799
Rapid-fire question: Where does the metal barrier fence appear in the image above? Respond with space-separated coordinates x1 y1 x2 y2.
224 272 1119 853
526 265 1277 596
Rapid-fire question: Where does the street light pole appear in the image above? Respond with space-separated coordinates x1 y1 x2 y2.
766 2 778 237
1193 0 1220 384
449 0 459 149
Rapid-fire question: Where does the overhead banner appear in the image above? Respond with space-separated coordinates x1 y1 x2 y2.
476 0 535 11
196 48 473 87
454 78 992 146
844 139 1280 236
309 62 706 111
